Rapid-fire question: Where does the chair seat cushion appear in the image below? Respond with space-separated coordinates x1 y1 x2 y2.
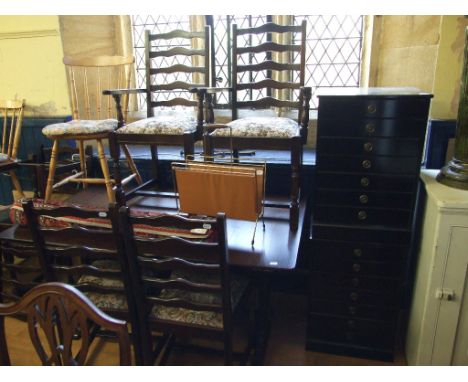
78 259 127 311
0 153 10 162
212 117 299 138
150 271 249 329
42 119 118 138
117 115 197 135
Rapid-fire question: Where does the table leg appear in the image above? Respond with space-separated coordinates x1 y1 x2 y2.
252 271 271 366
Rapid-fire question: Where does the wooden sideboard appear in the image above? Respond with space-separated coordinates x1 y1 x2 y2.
307 88 432 360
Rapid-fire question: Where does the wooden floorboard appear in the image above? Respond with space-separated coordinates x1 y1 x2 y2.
3 292 406 366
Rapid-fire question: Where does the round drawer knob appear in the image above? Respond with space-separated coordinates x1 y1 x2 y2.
351 277 360 287
362 160 372 169
347 320 356 329
365 123 376 134
348 306 357 315
363 142 373 152
352 264 361 273
357 211 367 220
353 248 362 257
359 194 369 204
367 104 377 114
360 177 370 187
350 292 359 301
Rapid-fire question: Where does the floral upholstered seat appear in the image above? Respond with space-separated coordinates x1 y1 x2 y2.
42 119 118 138
150 271 249 328
211 116 300 139
78 259 127 311
0 153 10 162
116 115 197 136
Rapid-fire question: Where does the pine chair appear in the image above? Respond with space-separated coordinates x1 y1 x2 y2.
42 55 142 203
0 99 25 199
200 21 311 230
0 282 131 365
116 206 252 365
106 26 211 205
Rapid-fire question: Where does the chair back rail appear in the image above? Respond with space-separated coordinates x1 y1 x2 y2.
64 55 134 121
117 207 233 364
144 26 211 118
0 99 24 159
21 200 128 318
231 21 308 123
0 282 131 365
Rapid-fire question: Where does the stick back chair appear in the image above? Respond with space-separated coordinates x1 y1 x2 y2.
0 99 25 199
116 207 251 365
107 26 211 205
201 21 311 230
42 56 142 203
0 282 131 365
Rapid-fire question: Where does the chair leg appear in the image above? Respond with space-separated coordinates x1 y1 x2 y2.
121 144 142 185
0 316 11 366
9 170 24 199
78 140 87 190
183 133 194 159
44 139 59 202
203 134 214 162
290 136 301 231
224 333 233 366
96 139 115 203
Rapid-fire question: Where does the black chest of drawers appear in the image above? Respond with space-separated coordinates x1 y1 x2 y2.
307 88 432 361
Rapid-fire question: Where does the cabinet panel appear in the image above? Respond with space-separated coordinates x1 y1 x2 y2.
318 96 431 120
317 137 420 157
314 189 414 209
312 224 412 244
316 155 421 175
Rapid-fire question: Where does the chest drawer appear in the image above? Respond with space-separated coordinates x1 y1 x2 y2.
318 96 431 120
314 205 412 228
312 224 411 244
308 313 396 350
313 239 408 263
316 155 421 175
310 252 405 277
317 117 427 139
315 172 416 193
310 270 401 296
308 299 399 322
317 137 420 157
314 189 414 209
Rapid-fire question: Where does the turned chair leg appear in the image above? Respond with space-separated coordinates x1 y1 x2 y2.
9 170 24 199
121 144 142 185
78 140 88 190
96 139 115 203
290 136 301 231
44 139 59 202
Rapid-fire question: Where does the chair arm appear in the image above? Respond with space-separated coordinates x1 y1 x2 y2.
102 88 147 96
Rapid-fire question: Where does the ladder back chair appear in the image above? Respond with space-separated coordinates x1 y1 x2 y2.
0 282 131 365
107 26 212 205
21 199 133 322
0 99 25 199
42 56 142 203
201 21 311 230
116 207 252 365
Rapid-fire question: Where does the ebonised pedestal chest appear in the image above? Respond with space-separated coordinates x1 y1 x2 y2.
307 88 432 361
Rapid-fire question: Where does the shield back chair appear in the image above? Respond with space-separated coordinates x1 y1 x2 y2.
0 99 25 200
21 199 142 364
107 26 212 205
0 282 131 365
42 55 142 203
201 21 311 230
116 207 252 365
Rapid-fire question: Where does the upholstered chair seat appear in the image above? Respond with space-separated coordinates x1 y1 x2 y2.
211 117 300 138
0 153 10 162
42 119 119 138
150 270 248 329
78 259 127 311
116 115 197 136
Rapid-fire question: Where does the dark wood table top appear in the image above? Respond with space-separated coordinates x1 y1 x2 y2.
0 190 305 271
